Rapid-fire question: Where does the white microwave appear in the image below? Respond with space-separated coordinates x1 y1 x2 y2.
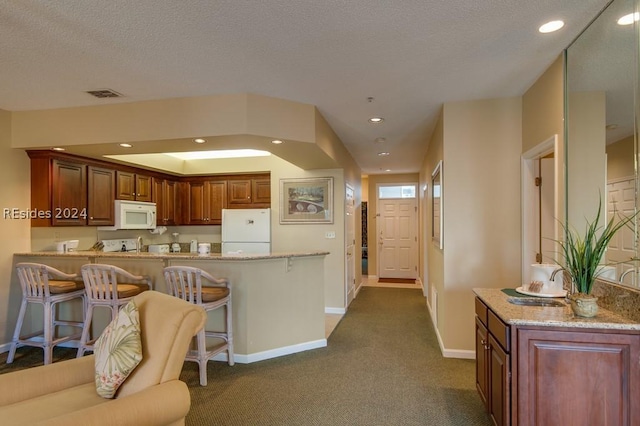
98 200 156 231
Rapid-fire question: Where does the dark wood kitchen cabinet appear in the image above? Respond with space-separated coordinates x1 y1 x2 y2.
227 175 271 208
185 180 227 225
152 177 178 225
116 171 152 202
28 153 87 227
475 295 640 426
87 166 115 226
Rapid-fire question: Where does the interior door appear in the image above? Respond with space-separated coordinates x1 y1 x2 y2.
345 184 356 305
378 194 417 279
539 156 556 263
606 177 636 284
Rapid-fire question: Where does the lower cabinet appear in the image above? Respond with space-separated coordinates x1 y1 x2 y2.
475 298 510 426
475 296 640 426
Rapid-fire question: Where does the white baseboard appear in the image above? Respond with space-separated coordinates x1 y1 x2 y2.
325 307 346 314
425 299 475 360
212 339 327 364
0 339 79 354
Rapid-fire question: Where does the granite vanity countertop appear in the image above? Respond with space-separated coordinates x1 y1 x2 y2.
15 250 330 261
473 287 640 331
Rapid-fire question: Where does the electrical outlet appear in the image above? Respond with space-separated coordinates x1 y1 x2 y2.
325 231 336 239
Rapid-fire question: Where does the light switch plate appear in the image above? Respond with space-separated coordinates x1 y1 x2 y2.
325 231 336 239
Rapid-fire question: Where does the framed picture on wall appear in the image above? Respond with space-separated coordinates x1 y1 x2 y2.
280 177 334 224
432 161 443 249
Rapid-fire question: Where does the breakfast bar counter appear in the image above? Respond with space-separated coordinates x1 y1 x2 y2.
13 250 329 363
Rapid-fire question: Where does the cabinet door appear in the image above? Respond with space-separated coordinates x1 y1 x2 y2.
135 174 152 202
476 317 489 410
207 181 227 224
87 166 115 226
52 160 87 226
186 181 207 224
517 328 640 426
152 178 165 225
116 171 136 200
252 178 271 205
228 180 252 205
164 180 178 225
489 335 510 426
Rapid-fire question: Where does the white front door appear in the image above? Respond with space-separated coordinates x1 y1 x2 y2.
378 196 417 279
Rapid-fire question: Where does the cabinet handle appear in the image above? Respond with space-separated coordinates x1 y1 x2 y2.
90 216 94 220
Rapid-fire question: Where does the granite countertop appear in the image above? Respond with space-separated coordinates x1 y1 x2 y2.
14 250 330 261
473 288 640 331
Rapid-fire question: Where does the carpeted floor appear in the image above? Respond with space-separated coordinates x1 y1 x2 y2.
0 287 491 425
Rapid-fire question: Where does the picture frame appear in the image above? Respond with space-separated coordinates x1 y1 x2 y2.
280 177 334 224
432 161 443 249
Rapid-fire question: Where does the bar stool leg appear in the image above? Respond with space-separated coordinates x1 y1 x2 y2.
6 299 28 364
196 328 208 386
77 304 94 358
226 303 234 366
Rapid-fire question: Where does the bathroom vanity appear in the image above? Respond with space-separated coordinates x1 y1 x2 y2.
474 288 640 426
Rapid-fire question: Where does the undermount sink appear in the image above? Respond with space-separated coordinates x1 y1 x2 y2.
507 297 566 307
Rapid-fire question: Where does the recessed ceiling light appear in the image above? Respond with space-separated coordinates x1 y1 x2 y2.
539 20 564 33
606 124 619 130
378 152 390 156
52 147 65 151
374 137 386 143
368 117 384 123
119 143 132 148
194 138 206 144
166 149 271 160
271 139 284 144
384 169 392 172
617 12 639 25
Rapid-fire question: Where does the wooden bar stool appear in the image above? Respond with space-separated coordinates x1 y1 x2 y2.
7 263 85 365
163 266 234 386
76 264 151 357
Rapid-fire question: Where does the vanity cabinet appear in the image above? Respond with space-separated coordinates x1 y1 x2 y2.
184 180 227 225
152 178 178 225
227 176 271 208
87 166 115 226
517 327 640 425
475 298 510 426
116 171 152 202
475 294 640 426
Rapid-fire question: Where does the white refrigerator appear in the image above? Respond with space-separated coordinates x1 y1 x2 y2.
221 208 271 254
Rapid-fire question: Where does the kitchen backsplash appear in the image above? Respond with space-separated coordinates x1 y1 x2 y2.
31 225 222 252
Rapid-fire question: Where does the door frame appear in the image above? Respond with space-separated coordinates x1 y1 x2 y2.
375 182 418 280
521 134 561 284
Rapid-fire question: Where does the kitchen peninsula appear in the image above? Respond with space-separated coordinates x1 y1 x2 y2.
14 250 329 363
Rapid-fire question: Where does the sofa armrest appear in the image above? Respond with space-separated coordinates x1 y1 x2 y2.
0 355 95 406
35 380 190 426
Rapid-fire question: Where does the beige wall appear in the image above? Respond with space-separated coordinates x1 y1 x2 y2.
607 135 634 181
0 110 32 347
419 98 522 355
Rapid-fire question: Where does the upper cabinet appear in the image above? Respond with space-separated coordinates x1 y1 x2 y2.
152 177 179 226
28 151 270 227
116 171 152 202
87 166 116 226
227 176 271 208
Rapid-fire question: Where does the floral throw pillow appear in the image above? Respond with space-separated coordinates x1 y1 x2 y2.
94 300 143 398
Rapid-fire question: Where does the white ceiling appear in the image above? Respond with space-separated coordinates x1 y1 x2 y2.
1 0 610 175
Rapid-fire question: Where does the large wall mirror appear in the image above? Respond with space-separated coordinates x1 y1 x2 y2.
565 0 638 288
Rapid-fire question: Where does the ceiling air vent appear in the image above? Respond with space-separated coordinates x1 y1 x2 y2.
86 89 123 98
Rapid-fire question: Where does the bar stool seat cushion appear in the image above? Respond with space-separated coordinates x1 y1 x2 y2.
94 300 142 399
106 283 150 299
48 280 85 294
177 286 230 303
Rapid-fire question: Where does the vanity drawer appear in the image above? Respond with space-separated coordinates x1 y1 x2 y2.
475 297 488 326
488 309 510 352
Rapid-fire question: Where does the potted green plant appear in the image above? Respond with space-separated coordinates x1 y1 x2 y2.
555 198 636 317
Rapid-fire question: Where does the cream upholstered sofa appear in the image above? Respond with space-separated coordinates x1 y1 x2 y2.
0 291 206 426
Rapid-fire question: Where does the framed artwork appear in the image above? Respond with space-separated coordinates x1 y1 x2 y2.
280 177 334 224
432 161 443 249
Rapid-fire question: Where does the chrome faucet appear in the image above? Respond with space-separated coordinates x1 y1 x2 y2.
549 267 564 281
620 269 636 282
136 236 142 253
